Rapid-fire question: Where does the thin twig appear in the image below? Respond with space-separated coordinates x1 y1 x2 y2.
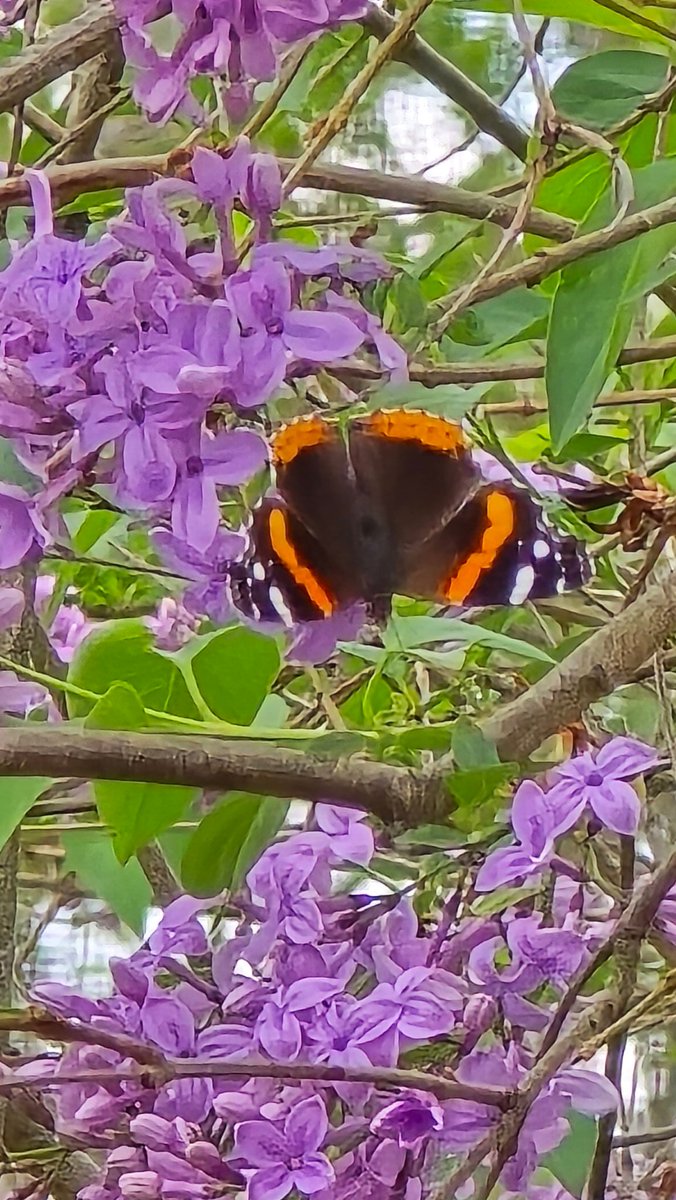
362 2 529 160
241 42 312 140
594 0 676 40
614 1124 676 1149
36 85 129 169
282 0 437 195
0 1057 509 1108
431 191 676 332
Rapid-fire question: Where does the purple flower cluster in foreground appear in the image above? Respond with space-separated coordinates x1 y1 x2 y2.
476 737 660 891
21 738 669 1200
0 148 403 659
113 0 367 125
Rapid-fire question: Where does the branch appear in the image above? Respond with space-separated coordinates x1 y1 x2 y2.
0 1007 165 1067
476 568 676 762
136 841 181 906
0 156 574 242
0 726 441 825
432 192 676 331
613 1123 676 1149
362 3 529 161
333 335 676 388
594 0 676 41
56 35 125 165
2 1058 509 1108
0 573 676 815
0 2 119 114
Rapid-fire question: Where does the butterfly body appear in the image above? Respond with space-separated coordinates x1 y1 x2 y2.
230 409 590 626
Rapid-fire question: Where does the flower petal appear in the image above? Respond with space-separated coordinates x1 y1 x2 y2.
553 1068 619 1116
248 1165 293 1200
233 1121 287 1168
284 1096 328 1155
596 736 660 779
282 310 364 362
589 779 640 836
291 1154 335 1195
475 845 546 892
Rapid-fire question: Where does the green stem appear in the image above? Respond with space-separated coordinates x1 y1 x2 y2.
0 656 361 742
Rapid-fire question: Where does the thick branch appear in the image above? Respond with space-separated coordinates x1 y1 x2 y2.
362 3 529 161
0 2 119 114
0 726 440 825
1 574 676 811
479 569 676 762
0 155 573 242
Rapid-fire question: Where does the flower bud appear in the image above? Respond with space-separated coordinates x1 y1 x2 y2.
463 994 497 1035
119 1173 161 1200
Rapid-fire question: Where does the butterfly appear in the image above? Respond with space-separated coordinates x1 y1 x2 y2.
230 408 589 625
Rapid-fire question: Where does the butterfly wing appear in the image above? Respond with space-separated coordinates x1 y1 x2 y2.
231 416 364 624
348 409 481 600
402 481 590 606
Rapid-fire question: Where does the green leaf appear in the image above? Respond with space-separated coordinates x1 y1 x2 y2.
62 828 152 934
365 380 485 420
70 510 121 554
385 615 554 663
449 764 517 806
86 680 197 863
67 619 199 720
57 188 125 218
452 0 671 41
169 626 281 725
450 288 549 353
180 793 288 896
552 50 668 129
451 717 499 769
396 824 467 850
0 778 51 850
543 1113 598 1198
471 881 542 916
547 159 676 452
86 681 147 730
96 784 195 864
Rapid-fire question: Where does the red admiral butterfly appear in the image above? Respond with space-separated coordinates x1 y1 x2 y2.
230 409 590 625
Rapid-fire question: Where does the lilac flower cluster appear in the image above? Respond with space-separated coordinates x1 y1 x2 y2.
113 0 367 125
0 149 402 655
477 736 660 892
25 740 668 1200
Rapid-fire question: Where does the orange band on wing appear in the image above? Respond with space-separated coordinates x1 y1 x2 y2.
268 507 334 616
444 491 515 603
365 409 466 454
272 416 331 466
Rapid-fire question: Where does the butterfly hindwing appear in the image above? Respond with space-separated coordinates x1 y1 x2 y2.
402 482 590 607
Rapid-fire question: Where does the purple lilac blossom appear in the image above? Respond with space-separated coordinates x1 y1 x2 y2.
0 154 403 669
548 736 660 836
114 0 367 126
475 740 657 892
34 575 92 664
24 764 640 1200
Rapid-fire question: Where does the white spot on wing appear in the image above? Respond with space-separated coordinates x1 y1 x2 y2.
556 576 567 593
509 564 535 604
533 539 551 559
252 561 266 581
269 585 294 627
